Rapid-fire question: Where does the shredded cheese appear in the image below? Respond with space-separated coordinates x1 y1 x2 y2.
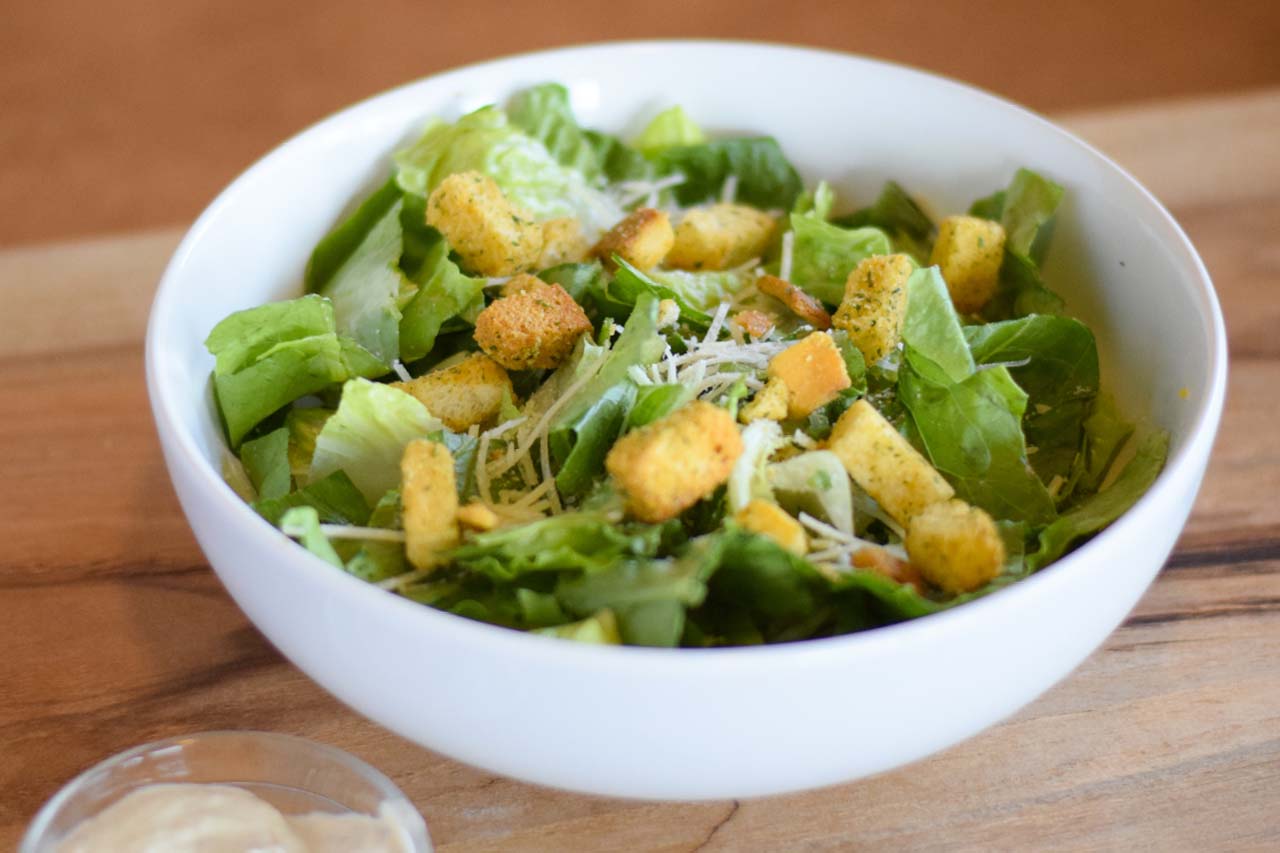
778 230 795 282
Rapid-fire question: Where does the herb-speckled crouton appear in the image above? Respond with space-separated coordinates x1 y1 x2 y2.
538 217 590 268
832 253 912 364
425 171 542 276
905 499 1005 594
474 278 593 370
929 215 1006 313
826 399 954 526
766 331 851 419
606 401 743 522
592 208 674 271
401 439 459 570
735 498 808 555
393 353 513 432
739 376 789 424
666 203 776 271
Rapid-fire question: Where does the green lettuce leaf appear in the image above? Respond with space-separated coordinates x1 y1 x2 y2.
279 506 343 568
647 268 752 312
626 383 693 430
205 295 380 447
393 105 622 230
654 138 803 210
792 180 836 221
768 450 855 536
507 83 604 179
398 238 486 362
252 469 370 527
965 315 1100 483
583 130 654 182
239 427 291 500
533 609 622 644
634 105 707 154
1074 394 1135 495
285 408 332 484
1001 168 1065 263
833 180 935 263
309 378 443 504
557 553 708 647
727 420 784 513
608 258 714 329
901 265 975 382
304 177 402 294
1029 431 1169 569
789 216 893 305
899 358 1057 524
340 489 406 583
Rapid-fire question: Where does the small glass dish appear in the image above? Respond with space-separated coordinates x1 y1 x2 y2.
20 730 432 852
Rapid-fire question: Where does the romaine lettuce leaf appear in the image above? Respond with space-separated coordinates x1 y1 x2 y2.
647 268 751 312
789 216 892 305
339 489 406 583
1029 431 1168 569
901 265 975 382
533 609 622 643
393 105 623 231
727 420 784 513
833 180 935 263
626 383 693 430
398 238 486 362
285 408 332 484
309 378 443 504
1074 394 1135 495
1000 168 1064 263
557 554 708 647
792 180 835 221
239 427 291 500
965 315 1100 483
769 450 855 535
634 105 707 154
316 199 406 366
899 358 1057 524
304 176 402 294
583 130 654 182
507 83 604 180
205 295 380 447
653 138 803 210
607 258 714 329
252 469 370 527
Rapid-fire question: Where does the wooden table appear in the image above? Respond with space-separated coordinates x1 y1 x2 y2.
2 90 1278 851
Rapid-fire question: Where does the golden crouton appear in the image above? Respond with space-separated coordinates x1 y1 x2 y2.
605 400 744 522
474 278 593 370
929 216 1006 314
538 217 590 268
732 309 775 339
905 499 1005 594
457 501 501 532
735 498 808 555
400 439 459 570
393 353 512 432
832 253 913 364
592 208 674 271
766 331 851 419
851 545 926 592
758 274 831 330
827 399 954 526
666 203 776 271
425 171 542 277
739 376 789 424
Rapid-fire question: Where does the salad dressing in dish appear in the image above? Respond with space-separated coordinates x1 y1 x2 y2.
206 82 1169 647
55 784 412 853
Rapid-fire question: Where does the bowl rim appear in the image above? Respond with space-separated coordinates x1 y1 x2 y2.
145 39 1229 666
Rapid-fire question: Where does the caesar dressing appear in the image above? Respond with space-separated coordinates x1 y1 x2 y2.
55 783 413 853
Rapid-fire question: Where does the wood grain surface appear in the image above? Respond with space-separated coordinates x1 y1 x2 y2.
3 0 1280 246
2 91 1279 851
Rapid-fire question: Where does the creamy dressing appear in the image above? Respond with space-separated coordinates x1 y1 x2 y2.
56 783 413 853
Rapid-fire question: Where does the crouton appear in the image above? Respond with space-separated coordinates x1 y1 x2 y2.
538 217 590 268
735 498 807 555
732 309 775 339
457 501 501 532
400 439 459 570
758 274 831 330
739 376 789 424
905 499 1005 594
425 171 542 276
605 400 743 522
851 545 925 593
592 208 674 271
393 353 512 432
766 331 851 419
832 253 913 364
474 278 593 370
666 203 776 271
827 399 954 526
929 216 1006 313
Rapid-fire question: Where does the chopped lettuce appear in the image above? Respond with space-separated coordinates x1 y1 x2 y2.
285 408 332 484
253 470 370 527
239 427 291 500
398 238 485 362
607 258 714 329
833 180 935 263
1029 431 1169 569
627 384 693 430
634 105 707 154
304 177 402 295
901 265 975 383
1075 394 1136 495
788 216 893 305
653 138 803 210
769 450 855 535
507 83 605 180
279 506 344 568
1000 168 1065 264
727 420 784 513
647 268 751 312
533 609 622 644
556 553 708 647
340 489 407 583
309 378 443 504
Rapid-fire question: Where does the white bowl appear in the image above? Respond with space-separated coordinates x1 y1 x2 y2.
146 41 1226 800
